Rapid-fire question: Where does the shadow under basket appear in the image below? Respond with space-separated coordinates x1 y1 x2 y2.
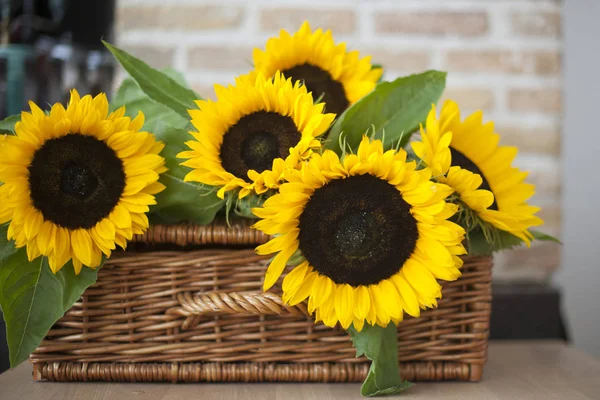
31 221 492 383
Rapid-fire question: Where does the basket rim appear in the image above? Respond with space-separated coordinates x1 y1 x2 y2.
132 220 269 247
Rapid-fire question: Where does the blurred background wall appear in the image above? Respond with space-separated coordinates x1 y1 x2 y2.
556 0 600 357
115 0 563 283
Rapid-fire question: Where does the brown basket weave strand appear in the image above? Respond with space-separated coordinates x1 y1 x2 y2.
33 361 474 383
132 220 269 247
31 222 492 383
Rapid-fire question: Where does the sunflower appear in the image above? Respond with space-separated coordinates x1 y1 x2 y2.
178 72 335 199
252 21 382 116
252 137 466 332
412 101 543 244
0 90 166 274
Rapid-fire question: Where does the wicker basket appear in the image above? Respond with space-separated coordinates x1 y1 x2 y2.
31 221 492 383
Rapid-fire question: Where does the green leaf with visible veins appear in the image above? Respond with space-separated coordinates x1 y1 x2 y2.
325 70 446 154
348 323 413 397
110 72 191 132
103 41 199 119
0 246 99 367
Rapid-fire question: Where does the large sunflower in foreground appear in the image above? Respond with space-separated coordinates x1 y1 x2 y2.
0 90 166 273
252 137 466 331
252 21 382 115
412 101 543 244
179 72 335 199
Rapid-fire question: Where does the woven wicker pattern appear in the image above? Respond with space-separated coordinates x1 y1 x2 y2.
31 222 492 383
132 219 269 247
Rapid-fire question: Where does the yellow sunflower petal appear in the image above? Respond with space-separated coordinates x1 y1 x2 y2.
282 262 309 300
263 239 299 291
353 285 371 321
71 229 95 267
287 271 318 306
392 272 421 318
334 284 355 330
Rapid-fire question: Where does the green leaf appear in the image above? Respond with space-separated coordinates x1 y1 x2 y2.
325 70 446 154
466 230 493 256
234 194 265 219
111 67 196 110
103 41 199 119
467 229 521 256
0 114 20 134
150 124 224 224
0 250 99 367
157 67 192 87
530 229 561 244
0 224 18 263
467 227 561 256
110 75 191 132
348 323 413 397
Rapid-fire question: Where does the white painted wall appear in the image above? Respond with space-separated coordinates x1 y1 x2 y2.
554 0 600 357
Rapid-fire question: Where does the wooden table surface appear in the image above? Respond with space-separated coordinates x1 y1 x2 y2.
1 341 599 400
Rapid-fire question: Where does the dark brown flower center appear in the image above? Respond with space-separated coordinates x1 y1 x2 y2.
220 111 301 180
28 134 125 229
281 63 349 116
450 147 498 210
60 164 98 199
298 174 418 287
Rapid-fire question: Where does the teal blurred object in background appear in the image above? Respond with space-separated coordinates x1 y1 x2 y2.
0 0 116 119
0 45 32 116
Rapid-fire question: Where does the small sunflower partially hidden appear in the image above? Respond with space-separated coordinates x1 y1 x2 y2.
252 21 382 115
0 90 166 274
412 100 544 244
179 72 336 199
252 137 466 331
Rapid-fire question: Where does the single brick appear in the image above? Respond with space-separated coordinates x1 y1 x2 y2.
117 5 244 31
260 8 356 34
188 46 253 71
508 89 562 113
360 49 430 73
441 88 495 112
445 50 561 75
374 11 489 36
511 11 561 38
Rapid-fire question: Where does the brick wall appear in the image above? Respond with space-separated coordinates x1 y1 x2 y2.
115 0 563 282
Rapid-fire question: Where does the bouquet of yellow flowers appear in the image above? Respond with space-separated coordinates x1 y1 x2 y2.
0 21 556 396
